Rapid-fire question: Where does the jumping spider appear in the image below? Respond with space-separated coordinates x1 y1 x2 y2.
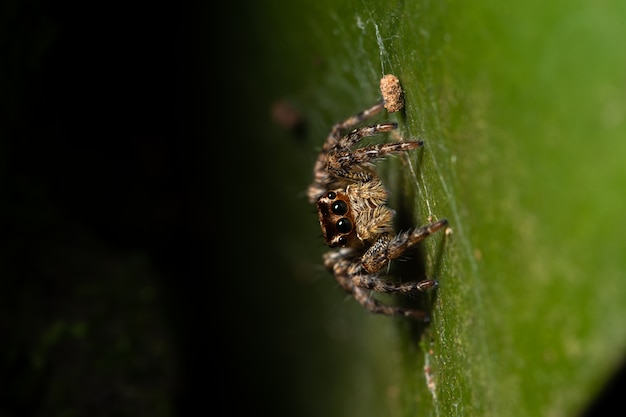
308 100 448 320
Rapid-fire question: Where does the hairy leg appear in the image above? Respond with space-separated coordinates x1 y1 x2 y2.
326 250 436 321
361 219 448 273
308 101 389 202
328 100 386 143
352 286 430 320
327 141 423 180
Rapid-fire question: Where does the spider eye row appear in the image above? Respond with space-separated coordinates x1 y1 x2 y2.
322 191 354 247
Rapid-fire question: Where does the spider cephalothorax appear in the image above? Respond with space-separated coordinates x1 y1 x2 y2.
309 97 447 320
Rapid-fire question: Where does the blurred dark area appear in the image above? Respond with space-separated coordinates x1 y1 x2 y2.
582 359 626 417
0 1 212 416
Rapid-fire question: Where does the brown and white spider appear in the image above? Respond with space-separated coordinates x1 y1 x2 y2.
308 99 448 320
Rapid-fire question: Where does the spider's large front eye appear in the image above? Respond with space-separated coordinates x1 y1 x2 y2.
336 218 352 234
331 200 348 215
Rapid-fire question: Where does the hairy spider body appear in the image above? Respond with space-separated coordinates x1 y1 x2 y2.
309 100 447 320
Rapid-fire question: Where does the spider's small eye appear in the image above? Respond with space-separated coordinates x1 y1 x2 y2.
336 218 353 234
331 200 348 215
337 236 348 246
326 191 336 200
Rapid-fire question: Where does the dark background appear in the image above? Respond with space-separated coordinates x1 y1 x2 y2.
1 1 212 415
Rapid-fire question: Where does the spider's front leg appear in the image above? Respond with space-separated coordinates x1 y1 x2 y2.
361 219 449 274
324 249 433 320
346 220 449 318
350 231 441 294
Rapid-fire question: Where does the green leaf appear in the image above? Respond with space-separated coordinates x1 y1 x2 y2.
223 1 626 416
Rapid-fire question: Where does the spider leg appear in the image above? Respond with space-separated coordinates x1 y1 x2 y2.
362 219 448 273
309 123 402 201
352 272 438 293
352 286 431 320
337 122 399 149
308 101 388 202
328 141 423 180
328 100 386 142
386 219 449 261
325 249 434 320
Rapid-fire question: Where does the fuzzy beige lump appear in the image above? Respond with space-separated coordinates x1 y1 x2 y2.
379 74 404 112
